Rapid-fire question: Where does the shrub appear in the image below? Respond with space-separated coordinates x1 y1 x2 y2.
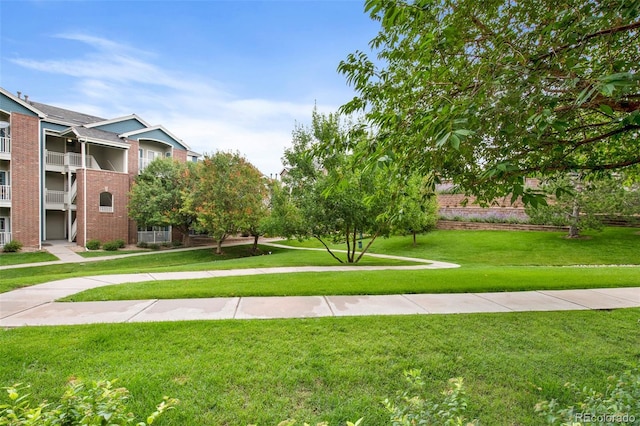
0 379 178 425
149 243 161 250
171 240 183 247
114 239 126 249
2 240 22 253
137 241 149 249
384 369 478 426
535 367 640 425
85 239 101 250
102 241 120 251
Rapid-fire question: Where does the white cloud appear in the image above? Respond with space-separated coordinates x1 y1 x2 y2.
11 33 340 173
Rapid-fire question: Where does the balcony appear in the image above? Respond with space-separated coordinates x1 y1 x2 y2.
0 185 10 207
0 232 11 248
45 151 101 172
0 137 9 160
45 187 77 211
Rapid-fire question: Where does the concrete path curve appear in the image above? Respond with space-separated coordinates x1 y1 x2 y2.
1 241 638 327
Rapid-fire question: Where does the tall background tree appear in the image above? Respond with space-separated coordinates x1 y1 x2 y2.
338 0 640 206
128 158 197 246
273 109 438 262
185 151 266 255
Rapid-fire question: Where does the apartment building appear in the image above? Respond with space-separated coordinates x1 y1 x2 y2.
0 87 199 250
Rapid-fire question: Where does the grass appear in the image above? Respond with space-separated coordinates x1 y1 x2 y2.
1 309 638 425
2 228 640 424
0 251 57 266
0 245 413 294
61 265 640 301
60 227 640 301
286 227 640 266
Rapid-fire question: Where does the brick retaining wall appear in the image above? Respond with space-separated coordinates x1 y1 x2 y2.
436 220 568 232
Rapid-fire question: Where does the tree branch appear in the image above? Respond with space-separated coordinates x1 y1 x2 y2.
314 235 344 263
532 20 640 63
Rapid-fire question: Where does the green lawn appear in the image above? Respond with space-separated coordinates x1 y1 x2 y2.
2 228 639 425
0 250 57 266
61 227 640 301
1 309 638 425
0 245 413 294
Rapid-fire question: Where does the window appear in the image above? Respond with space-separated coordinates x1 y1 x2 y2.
99 192 113 213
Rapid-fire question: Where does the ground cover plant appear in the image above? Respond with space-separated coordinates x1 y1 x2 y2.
60 227 640 301
0 309 638 425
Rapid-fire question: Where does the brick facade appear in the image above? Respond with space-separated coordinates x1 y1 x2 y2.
10 112 40 248
76 169 130 246
1 89 195 249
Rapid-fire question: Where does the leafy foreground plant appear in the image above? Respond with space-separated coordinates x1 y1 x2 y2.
0 379 177 425
384 370 478 426
535 367 640 426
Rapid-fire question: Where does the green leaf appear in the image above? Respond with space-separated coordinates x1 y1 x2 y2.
598 104 614 115
453 129 474 136
435 132 452 148
450 133 461 150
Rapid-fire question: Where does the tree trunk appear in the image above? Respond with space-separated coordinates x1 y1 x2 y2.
568 200 580 238
251 234 260 255
314 235 344 263
412 231 417 247
216 239 223 254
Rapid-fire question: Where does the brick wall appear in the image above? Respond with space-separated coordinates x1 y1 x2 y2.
172 148 186 163
10 112 40 248
437 193 529 221
76 169 130 246
436 220 568 232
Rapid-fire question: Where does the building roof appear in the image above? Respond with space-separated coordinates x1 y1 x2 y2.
29 101 106 127
60 126 129 147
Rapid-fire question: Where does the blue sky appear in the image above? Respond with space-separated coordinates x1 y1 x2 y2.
0 0 379 174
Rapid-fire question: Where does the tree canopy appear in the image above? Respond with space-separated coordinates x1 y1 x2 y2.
339 0 640 205
185 151 267 254
127 158 197 245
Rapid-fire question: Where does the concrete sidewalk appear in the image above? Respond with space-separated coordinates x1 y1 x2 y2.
1 269 638 326
1 240 638 327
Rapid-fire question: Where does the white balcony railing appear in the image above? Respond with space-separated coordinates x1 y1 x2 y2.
0 185 10 202
0 232 11 247
45 189 66 205
99 206 114 213
45 151 100 170
139 158 152 172
138 229 171 243
71 219 77 241
0 137 9 154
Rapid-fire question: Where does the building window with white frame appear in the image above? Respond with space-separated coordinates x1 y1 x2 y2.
99 192 114 213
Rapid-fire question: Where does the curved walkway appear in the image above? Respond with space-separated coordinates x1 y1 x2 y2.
1 242 638 327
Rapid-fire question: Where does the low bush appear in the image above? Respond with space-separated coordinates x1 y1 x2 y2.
149 243 161 250
137 241 149 249
384 370 478 425
85 239 101 250
114 239 126 249
102 241 120 251
2 240 22 253
0 379 178 425
535 367 640 425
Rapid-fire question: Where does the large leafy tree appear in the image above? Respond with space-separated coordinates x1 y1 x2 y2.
339 0 640 206
185 151 267 254
128 158 197 245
